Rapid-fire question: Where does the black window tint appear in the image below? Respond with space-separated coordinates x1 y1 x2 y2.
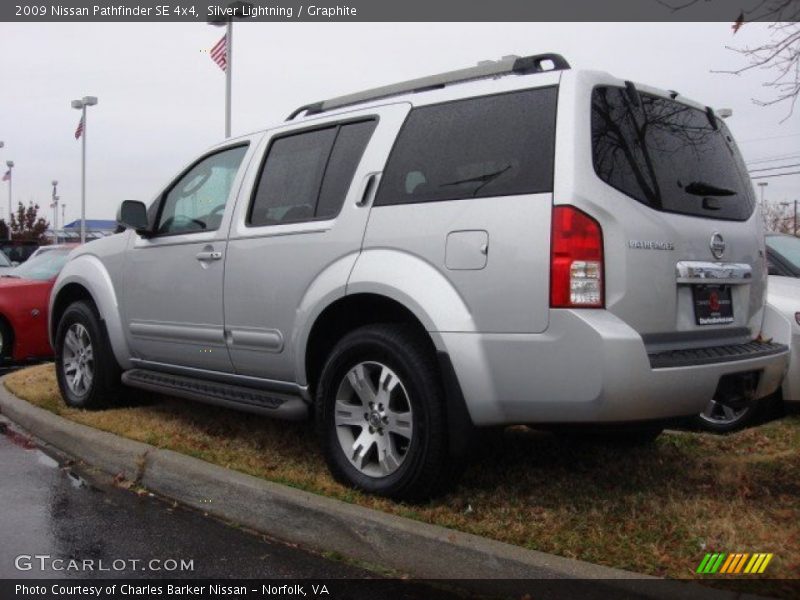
248 128 336 226
317 120 377 219
375 88 557 206
591 86 756 221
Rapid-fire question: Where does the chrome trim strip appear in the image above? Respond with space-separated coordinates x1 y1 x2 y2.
128 358 311 402
675 261 753 285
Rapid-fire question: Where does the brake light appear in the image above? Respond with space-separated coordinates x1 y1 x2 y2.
550 205 604 308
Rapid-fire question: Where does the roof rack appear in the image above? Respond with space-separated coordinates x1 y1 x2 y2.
286 53 570 121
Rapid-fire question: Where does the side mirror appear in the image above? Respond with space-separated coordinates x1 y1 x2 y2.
116 200 149 234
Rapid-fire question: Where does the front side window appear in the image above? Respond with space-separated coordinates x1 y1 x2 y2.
248 120 376 226
157 145 248 235
374 88 557 206
591 86 755 221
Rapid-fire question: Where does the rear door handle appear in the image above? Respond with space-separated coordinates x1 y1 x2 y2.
196 250 223 261
356 172 380 207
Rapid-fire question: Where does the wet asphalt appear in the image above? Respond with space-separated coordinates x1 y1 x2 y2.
0 429 387 580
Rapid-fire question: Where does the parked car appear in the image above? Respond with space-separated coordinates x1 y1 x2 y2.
27 245 63 260
766 233 800 278
50 53 788 499
694 234 800 431
0 245 77 363
0 240 40 264
0 251 15 275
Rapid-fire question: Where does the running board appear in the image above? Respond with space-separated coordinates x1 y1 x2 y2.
121 369 308 421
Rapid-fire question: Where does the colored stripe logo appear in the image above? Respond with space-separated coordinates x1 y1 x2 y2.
696 553 773 574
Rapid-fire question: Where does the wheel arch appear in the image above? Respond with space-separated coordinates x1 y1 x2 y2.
303 293 437 394
49 255 132 370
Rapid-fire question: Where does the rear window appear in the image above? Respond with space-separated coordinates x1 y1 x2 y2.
375 87 557 206
591 86 755 221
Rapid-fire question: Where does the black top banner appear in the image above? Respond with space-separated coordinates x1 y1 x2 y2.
3 0 800 22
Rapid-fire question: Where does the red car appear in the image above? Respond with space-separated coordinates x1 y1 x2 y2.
0 245 78 363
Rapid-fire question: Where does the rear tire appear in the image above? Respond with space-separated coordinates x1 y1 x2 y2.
316 324 451 501
55 301 124 409
691 398 759 433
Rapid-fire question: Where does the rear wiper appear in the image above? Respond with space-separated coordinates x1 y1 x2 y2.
440 165 512 196
683 181 736 197
1 274 20 278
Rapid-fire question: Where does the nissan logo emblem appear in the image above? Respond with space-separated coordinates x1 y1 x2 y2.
710 232 726 259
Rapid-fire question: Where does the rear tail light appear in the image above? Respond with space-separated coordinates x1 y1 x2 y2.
550 205 604 308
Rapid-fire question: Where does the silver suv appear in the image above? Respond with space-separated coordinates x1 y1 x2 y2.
50 54 789 500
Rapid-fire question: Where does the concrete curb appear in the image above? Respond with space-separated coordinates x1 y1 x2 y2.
0 381 747 599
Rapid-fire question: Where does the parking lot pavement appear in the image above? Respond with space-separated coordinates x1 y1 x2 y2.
0 429 466 599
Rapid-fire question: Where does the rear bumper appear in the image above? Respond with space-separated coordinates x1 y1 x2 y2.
439 310 789 426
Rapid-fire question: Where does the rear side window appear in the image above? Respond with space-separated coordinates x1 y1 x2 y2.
591 86 756 221
248 120 376 226
375 88 557 206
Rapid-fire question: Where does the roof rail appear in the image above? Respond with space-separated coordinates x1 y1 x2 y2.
286 53 570 121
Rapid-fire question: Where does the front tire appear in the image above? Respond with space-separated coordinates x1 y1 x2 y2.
316 324 451 501
0 319 13 362
55 301 123 409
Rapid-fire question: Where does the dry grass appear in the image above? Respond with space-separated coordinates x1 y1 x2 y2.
6 364 799 593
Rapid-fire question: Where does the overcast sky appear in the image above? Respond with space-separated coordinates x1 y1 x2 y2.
1 22 798 226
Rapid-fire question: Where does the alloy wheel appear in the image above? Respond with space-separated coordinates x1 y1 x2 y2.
333 361 414 478
62 323 95 396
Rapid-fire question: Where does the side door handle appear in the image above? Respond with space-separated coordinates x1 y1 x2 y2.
196 250 223 261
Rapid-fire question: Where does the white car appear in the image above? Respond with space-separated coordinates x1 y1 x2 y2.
696 234 800 431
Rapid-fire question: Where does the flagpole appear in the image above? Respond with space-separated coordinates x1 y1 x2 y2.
225 20 232 138
81 104 86 244
6 163 12 241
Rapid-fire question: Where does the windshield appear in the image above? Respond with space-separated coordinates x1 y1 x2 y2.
591 86 756 221
767 235 800 270
7 248 72 281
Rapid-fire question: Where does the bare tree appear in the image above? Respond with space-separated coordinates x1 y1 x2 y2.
657 0 800 120
761 200 795 233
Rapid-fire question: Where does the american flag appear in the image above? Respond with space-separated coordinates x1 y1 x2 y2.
1 170 9 182
210 34 227 72
75 115 85 140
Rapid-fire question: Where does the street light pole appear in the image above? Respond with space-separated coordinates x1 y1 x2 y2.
51 180 59 231
71 96 98 244
758 181 768 205
5 160 13 241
